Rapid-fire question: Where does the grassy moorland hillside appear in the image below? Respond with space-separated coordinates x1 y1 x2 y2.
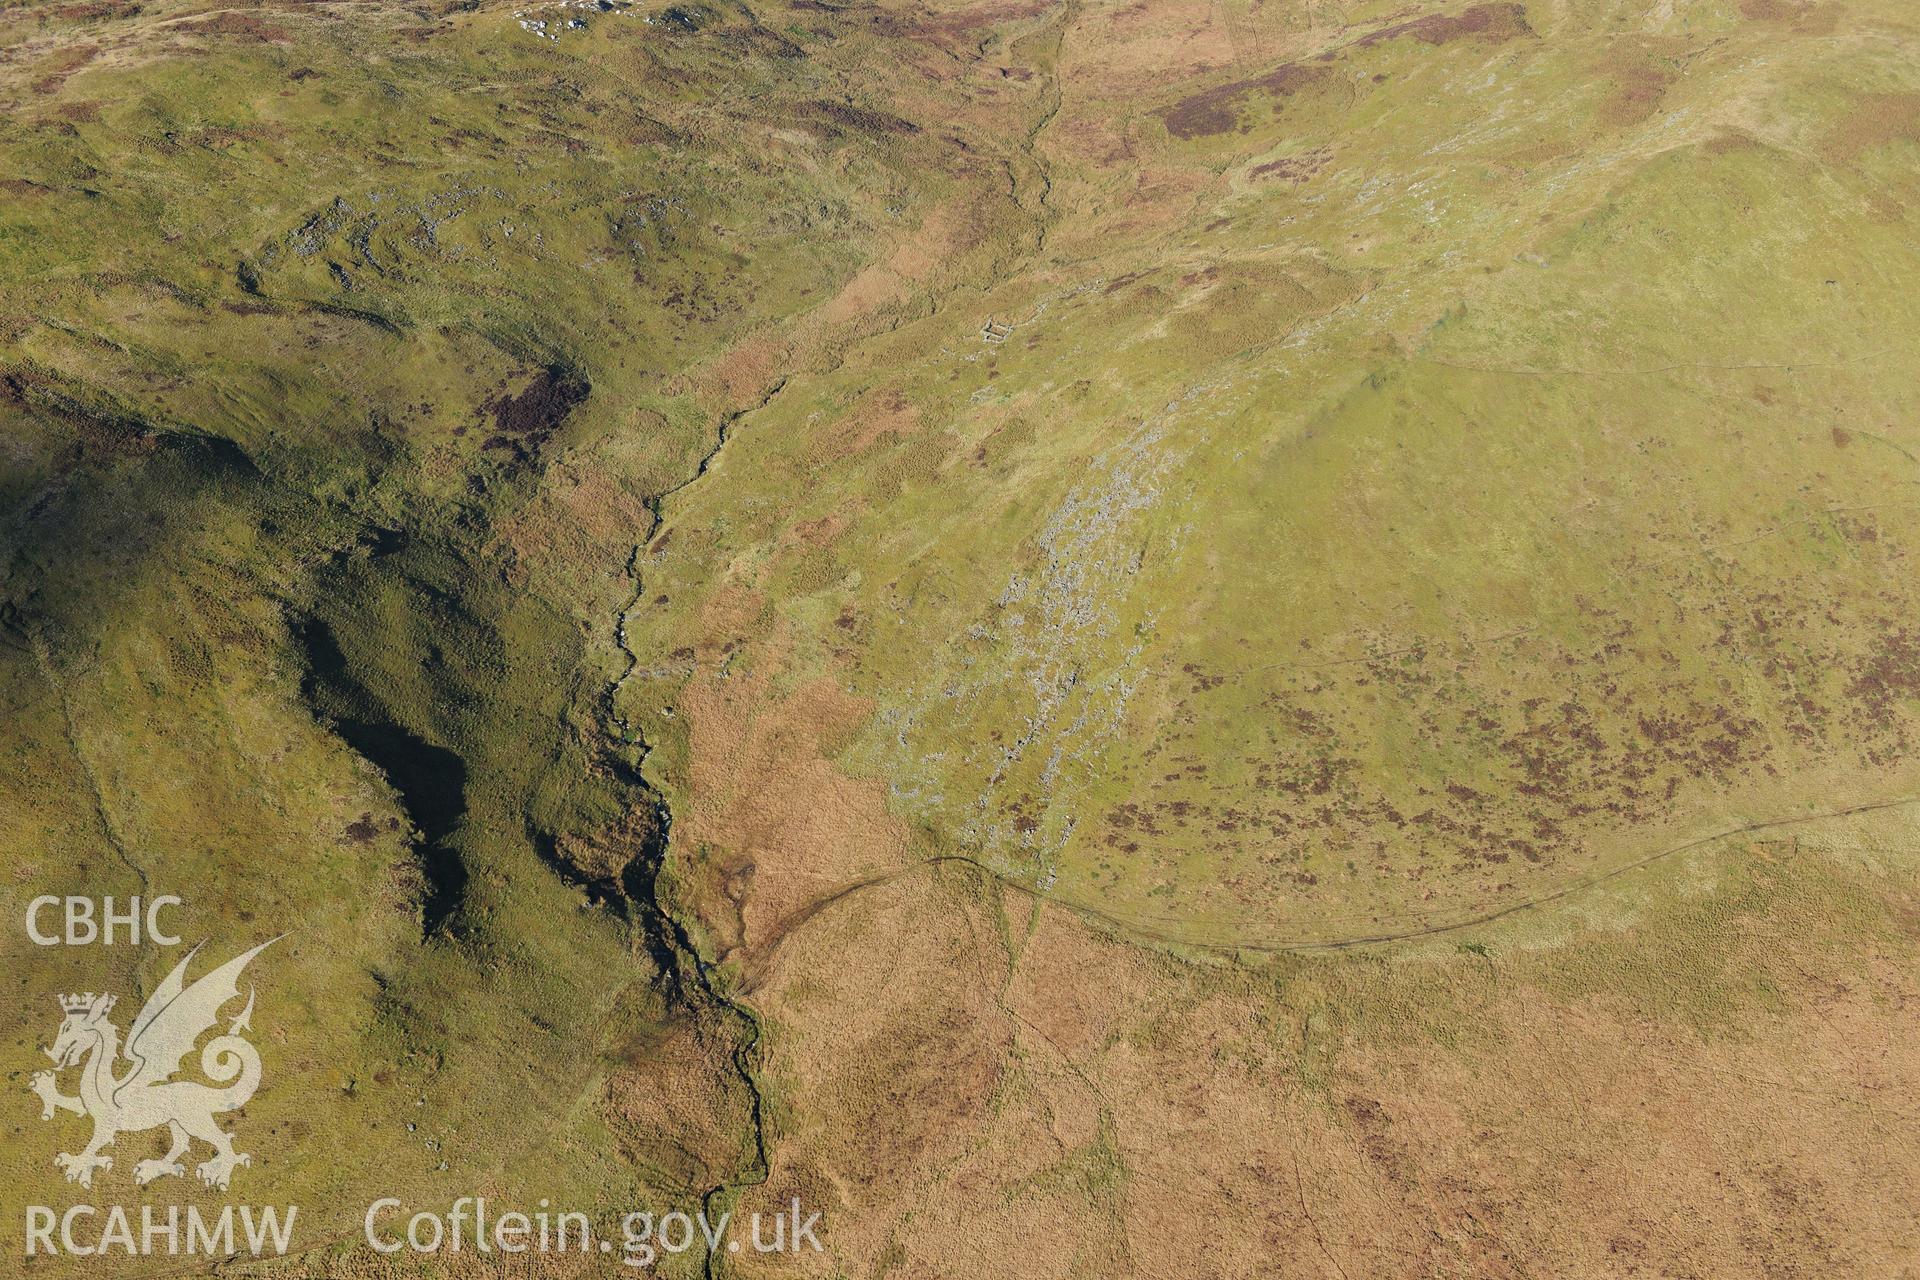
3 0 1918 1275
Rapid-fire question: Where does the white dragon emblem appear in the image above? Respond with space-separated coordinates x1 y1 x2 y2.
30 939 279 1191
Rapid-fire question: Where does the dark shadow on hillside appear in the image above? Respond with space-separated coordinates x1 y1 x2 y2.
293 615 470 936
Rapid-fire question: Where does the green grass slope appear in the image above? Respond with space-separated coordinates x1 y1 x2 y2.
0 0 1916 1275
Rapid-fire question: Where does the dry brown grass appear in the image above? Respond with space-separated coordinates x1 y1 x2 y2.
733 833 1920 1278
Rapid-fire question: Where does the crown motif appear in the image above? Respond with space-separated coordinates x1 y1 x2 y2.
59 992 113 1015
